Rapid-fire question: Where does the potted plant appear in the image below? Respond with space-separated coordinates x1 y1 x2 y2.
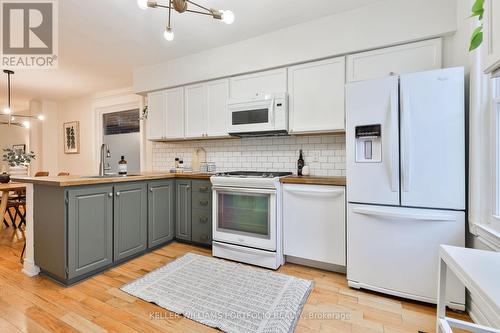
2 148 36 176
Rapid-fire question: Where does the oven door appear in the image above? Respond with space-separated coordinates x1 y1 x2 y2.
227 99 276 134
212 186 277 251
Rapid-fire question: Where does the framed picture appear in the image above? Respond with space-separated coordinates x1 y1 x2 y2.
63 121 80 154
12 144 26 153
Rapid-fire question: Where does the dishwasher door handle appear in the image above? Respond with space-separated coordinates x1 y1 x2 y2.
284 188 344 197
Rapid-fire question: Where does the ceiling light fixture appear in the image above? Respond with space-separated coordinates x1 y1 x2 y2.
1 70 45 128
138 0 235 41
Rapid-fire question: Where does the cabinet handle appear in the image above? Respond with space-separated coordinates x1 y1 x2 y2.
116 192 120 197
186 185 191 190
150 188 153 192
199 186 209 192
200 217 209 224
108 193 113 197
199 200 209 206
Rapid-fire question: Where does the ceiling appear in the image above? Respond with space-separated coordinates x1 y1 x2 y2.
0 0 383 111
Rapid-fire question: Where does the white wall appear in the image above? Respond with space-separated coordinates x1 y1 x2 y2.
57 89 145 175
28 100 59 176
57 97 94 175
134 0 457 93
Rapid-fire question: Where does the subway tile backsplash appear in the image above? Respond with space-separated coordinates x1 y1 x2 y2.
152 135 346 176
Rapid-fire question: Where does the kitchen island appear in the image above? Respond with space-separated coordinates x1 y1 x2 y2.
12 173 214 285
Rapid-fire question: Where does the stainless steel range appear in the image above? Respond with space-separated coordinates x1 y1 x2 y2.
211 171 292 269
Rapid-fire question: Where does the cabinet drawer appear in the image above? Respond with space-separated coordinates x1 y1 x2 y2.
192 209 212 245
192 191 212 209
192 180 212 193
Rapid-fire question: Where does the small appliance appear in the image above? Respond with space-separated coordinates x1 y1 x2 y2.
227 93 288 137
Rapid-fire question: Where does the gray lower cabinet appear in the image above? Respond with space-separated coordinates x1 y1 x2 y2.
148 180 175 248
67 185 114 280
113 182 148 261
191 180 212 246
175 180 192 241
33 177 212 285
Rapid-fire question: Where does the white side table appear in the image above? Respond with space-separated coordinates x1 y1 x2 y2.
437 245 500 333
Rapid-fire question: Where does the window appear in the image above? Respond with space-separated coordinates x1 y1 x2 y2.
103 109 140 135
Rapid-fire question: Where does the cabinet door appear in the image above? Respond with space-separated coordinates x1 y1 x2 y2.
346 38 442 82
230 68 287 99
175 180 192 241
114 183 147 261
67 186 113 279
288 57 345 133
148 180 175 248
147 91 166 140
185 84 206 139
483 0 500 73
206 79 229 137
165 87 185 139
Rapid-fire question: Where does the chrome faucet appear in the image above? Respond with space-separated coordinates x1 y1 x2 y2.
99 144 111 176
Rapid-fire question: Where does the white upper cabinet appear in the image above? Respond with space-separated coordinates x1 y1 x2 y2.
184 79 229 139
147 91 166 140
165 87 185 140
288 57 346 134
185 84 206 139
346 38 442 82
206 79 229 137
483 0 500 74
230 68 287 99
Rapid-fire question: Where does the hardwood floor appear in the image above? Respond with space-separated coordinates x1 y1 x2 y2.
0 222 471 333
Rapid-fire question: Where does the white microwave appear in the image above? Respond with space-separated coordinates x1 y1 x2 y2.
227 93 288 137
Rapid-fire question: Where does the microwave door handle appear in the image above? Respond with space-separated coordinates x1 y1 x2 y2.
269 97 275 125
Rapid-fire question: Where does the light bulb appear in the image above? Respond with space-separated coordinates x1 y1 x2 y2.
221 10 235 24
37 114 45 121
164 27 174 41
22 120 30 128
137 0 148 10
3 107 11 114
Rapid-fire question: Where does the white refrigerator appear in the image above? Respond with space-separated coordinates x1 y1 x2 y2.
346 67 466 309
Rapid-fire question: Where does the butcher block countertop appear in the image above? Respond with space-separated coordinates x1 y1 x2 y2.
280 176 346 186
11 172 214 187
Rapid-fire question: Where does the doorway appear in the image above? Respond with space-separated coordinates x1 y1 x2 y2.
102 109 141 174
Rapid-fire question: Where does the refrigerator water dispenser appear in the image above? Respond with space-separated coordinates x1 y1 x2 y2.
355 125 382 163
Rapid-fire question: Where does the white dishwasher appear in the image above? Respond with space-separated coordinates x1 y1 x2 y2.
283 184 346 268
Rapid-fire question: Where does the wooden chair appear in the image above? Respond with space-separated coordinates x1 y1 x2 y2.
57 172 70 176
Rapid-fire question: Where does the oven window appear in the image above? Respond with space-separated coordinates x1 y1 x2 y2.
218 192 270 237
232 109 269 125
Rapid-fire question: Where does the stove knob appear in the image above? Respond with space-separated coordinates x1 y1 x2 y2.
269 173 274 178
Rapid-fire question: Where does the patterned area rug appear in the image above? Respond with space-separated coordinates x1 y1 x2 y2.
121 253 313 333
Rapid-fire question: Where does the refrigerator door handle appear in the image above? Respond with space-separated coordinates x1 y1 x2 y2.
352 207 457 221
388 88 399 192
401 87 411 192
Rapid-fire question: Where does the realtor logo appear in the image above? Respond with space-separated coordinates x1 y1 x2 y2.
1 0 58 69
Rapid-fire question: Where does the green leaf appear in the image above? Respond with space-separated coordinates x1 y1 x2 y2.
472 0 484 12
471 0 485 19
469 26 483 51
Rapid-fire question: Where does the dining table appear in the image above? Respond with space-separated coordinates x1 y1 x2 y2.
0 182 27 225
